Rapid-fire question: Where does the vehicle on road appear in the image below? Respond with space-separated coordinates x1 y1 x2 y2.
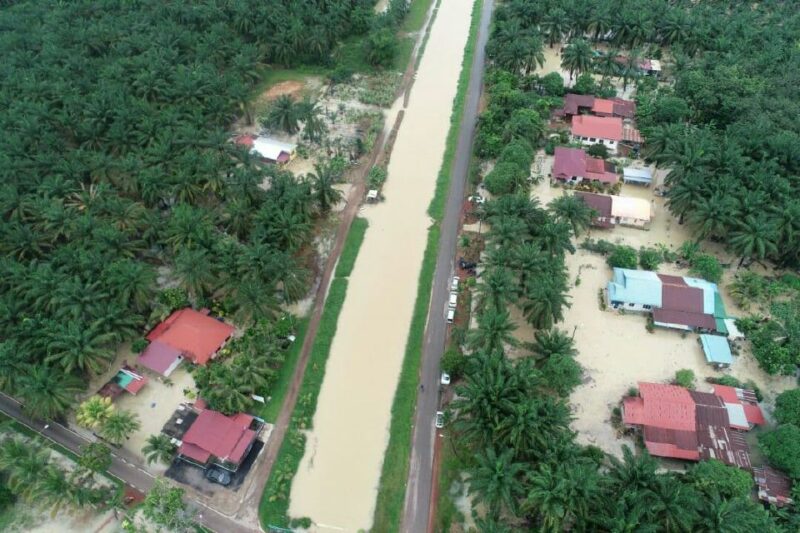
446 308 455 324
450 276 459 291
205 468 232 486
448 291 458 308
440 373 450 385
434 411 445 429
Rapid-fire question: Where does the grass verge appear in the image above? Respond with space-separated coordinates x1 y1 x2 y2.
258 316 310 423
435 434 466 532
259 218 368 528
370 0 484 530
403 0 437 33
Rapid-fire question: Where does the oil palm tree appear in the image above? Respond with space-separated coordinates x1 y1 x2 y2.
695 492 774 532
530 328 576 360
17 365 82 420
549 194 594 236
264 95 299 134
536 221 575 256
476 267 517 313
561 38 594 80
0 437 50 497
468 308 518 355
607 445 659 492
648 476 698 532
298 99 327 143
45 320 116 375
143 434 177 465
76 395 115 430
521 277 571 330
594 49 621 81
541 8 570 48
174 248 216 301
468 447 525 517
729 215 779 267
685 193 735 242
307 162 344 214
524 461 604 531
100 410 140 446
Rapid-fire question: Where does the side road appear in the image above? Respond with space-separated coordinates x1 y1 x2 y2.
0 392 253 533
400 0 494 531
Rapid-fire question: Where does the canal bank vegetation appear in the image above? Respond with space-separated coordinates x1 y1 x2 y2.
370 0 484 530
259 218 368 528
435 0 800 530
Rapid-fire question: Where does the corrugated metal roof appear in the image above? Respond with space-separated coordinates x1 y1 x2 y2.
653 308 718 330
571 115 623 141
608 268 662 307
700 334 733 365
610 195 652 221
147 308 234 366
662 284 705 313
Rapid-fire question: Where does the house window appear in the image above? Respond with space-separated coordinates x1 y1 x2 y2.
598 139 604 144
589 137 596 142
643 305 651 310
628 303 635 307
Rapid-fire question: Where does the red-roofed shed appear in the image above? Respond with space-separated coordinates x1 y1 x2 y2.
147 309 234 366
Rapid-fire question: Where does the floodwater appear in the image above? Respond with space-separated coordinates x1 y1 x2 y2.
287 0 474 530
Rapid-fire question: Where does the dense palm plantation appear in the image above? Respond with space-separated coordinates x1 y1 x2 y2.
444 0 800 529
0 0 408 421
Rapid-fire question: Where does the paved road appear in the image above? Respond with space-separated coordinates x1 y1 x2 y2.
0 392 253 533
400 0 494 531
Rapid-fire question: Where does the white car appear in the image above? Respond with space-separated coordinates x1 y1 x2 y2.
450 276 460 291
435 411 445 429
440 372 451 385
446 308 455 324
469 194 485 205
448 292 458 308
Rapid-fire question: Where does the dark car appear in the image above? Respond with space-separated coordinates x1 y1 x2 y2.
205 467 232 486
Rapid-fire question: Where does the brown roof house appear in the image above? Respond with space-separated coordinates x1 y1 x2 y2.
551 147 618 185
575 192 652 229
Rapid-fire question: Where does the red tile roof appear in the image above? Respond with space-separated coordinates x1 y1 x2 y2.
636 382 696 431
591 98 615 114
147 309 234 366
571 115 623 141
234 134 255 147
179 409 256 465
552 147 618 184
661 284 705 313
652 308 718 330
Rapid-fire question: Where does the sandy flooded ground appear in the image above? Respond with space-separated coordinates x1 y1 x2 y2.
522 162 796 457
287 0 474 529
114 366 196 469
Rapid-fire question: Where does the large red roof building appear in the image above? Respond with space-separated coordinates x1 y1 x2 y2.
551 146 618 185
623 382 754 468
139 308 235 375
179 409 257 469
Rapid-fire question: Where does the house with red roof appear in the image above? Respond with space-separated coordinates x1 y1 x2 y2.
551 147 618 185
552 93 636 121
623 382 753 469
138 308 235 376
570 115 644 155
162 402 260 471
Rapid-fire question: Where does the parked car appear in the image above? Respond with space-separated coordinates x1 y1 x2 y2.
450 276 460 291
468 194 485 205
446 308 455 324
459 257 477 271
448 291 458 308
205 468 232 486
440 372 451 385
435 411 445 429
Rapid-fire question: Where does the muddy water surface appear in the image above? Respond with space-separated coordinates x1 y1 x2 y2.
287 0 474 530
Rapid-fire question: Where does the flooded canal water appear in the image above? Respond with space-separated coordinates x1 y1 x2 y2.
287 0 474 529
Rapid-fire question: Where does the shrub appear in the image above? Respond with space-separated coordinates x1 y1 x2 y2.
367 166 388 189
638 247 663 271
775 389 800 426
363 28 398 68
689 459 754 498
690 253 723 283
131 338 149 354
440 347 466 379
607 245 638 269
539 72 565 96
759 424 800 479
586 143 609 159
627 387 639 397
484 161 525 195
675 369 696 389
572 72 597 95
